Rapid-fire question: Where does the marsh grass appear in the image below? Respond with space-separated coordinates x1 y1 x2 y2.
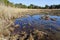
0 5 60 40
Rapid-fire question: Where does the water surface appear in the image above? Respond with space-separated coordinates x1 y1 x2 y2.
14 15 60 32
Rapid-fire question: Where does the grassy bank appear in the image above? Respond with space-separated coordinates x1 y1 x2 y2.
0 5 60 27
0 5 60 20
0 5 60 40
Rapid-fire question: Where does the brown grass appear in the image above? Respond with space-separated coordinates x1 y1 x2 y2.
0 5 60 40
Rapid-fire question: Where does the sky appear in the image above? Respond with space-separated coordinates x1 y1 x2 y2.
8 0 60 7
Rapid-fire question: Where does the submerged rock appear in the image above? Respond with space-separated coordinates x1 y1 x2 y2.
41 15 57 21
41 15 50 20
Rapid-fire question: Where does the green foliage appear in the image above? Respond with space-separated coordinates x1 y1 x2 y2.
15 3 27 8
45 5 49 9
49 5 60 9
28 4 41 9
28 4 34 8
15 3 60 9
0 0 60 9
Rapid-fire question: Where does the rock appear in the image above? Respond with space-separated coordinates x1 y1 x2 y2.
45 15 50 20
41 15 50 20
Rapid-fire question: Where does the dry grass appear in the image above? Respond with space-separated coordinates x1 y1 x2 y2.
0 5 60 40
0 5 60 31
0 5 60 20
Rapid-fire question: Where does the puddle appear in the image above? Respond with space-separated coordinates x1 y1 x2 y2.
14 15 60 32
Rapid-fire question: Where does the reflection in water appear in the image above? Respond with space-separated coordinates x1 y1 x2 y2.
14 15 60 32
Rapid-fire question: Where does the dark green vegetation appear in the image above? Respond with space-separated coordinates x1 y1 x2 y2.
0 0 60 9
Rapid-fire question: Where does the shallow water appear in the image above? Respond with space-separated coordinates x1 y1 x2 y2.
14 15 60 32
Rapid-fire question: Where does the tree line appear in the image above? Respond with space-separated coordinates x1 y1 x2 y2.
0 0 60 9
15 4 60 9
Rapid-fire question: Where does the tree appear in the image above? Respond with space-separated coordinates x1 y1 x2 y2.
0 0 60 9
45 5 49 9
28 4 34 9
15 3 27 8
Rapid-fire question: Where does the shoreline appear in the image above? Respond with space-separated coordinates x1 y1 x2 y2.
0 5 60 21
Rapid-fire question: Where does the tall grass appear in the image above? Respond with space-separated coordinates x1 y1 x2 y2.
0 5 60 40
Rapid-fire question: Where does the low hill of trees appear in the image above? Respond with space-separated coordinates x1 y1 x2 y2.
0 0 60 9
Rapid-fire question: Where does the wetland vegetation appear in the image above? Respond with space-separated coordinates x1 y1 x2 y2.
0 0 60 40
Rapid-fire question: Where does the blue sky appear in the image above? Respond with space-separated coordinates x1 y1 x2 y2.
8 0 60 7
